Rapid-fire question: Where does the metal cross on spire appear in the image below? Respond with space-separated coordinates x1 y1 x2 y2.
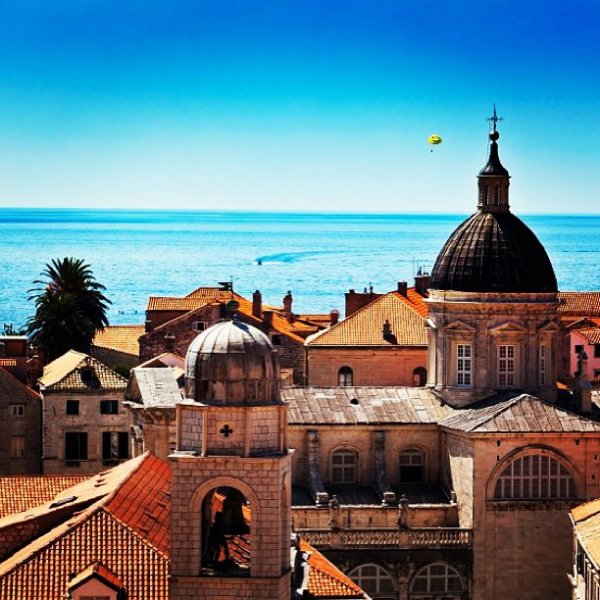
486 104 503 132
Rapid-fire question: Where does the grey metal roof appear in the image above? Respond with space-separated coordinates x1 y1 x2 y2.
283 386 454 426
131 368 183 408
440 393 600 433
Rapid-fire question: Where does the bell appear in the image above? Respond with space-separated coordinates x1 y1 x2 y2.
220 487 250 535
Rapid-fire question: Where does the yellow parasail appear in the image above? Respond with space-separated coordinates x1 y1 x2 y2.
427 134 442 145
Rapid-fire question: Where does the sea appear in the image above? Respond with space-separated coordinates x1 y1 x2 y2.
1 208 599 330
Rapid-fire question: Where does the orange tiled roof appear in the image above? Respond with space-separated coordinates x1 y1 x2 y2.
39 350 127 391
0 454 170 600
572 327 600 345
93 325 144 356
559 292 600 317
307 290 427 347
300 539 365 598
68 561 124 592
148 287 242 312
572 499 600 568
0 476 87 519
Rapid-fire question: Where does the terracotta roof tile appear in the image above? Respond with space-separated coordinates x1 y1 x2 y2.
559 292 600 317
93 325 144 356
572 327 600 345
68 561 124 592
301 539 366 598
0 476 87 518
147 296 216 311
573 500 600 569
307 291 427 347
0 454 169 600
39 350 127 391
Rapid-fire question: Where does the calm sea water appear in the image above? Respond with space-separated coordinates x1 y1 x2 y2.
1 208 599 329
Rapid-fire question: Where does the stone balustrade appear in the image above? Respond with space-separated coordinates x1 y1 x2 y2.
297 527 472 549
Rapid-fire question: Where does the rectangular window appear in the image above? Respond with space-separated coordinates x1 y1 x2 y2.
498 344 515 387
595 345 600 359
10 404 25 418
10 436 25 458
66 400 80 415
456 344 472 386
102 431 129 464
575 344 584 355
100 400 119 415
194 321 207 332
65 432 88 463
539 344 547 386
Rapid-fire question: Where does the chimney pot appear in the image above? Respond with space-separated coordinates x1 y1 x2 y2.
397 281 408 296
252 290 262 319
330 310 340 326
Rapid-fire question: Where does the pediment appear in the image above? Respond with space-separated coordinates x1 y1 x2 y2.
444 320 476 333
537 320 560 333
489 321 528 335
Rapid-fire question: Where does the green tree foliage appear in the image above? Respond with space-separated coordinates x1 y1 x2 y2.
26 258 111 362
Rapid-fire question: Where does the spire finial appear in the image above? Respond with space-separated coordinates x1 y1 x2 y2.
486 104 503 140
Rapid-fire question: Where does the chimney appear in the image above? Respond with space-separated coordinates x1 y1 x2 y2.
283 291 293 322
330 310 340 326
252 290 262 318
574 350 593 413
414 273 431 296
263 310 274 330
164 333 176 352
397 281 408 296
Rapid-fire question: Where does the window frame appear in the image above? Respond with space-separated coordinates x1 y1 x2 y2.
456 343 472 387
410 562 464 597
497 343 516 387
331 448 358 484
348 563 396 598
66 400 80 416
492 451 577 500
65 431 88 464
10 436 25 458
10 404 25 418
102 431 129 464
338 366 354 386
100 399 119 415
399 447 426 483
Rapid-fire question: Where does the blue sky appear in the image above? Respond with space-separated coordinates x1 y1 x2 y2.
0 0 598 213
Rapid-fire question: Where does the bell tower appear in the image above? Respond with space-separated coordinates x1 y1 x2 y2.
170 319 293 599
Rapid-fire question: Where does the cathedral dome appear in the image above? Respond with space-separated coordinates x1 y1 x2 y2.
430 127 557 294
185 319 280 404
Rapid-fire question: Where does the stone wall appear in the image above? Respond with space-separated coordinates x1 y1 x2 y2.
306 347 427 387
0 371 42 475
42 390 133 475
470 433 600 600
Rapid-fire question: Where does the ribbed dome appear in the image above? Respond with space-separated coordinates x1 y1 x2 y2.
185 319 280 404
430 125 557 294
430 211 557 293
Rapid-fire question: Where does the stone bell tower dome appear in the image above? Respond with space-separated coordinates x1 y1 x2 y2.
185 318 280 405
170 319 292 600
426 112 559 407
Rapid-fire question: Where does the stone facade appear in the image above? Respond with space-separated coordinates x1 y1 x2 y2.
42 389 132 475
307 347 427 387
427 290 559 407
0 368 42 475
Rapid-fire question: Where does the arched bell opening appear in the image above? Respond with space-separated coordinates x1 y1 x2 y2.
200 486 251 577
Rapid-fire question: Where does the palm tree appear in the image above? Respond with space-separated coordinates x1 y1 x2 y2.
27 258 111 362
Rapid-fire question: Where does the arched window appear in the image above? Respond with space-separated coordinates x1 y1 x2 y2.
399 448 425 483
348 563 395 599
338 366 353 386
200 487 251 576
331 449 357 484
412 367 427 387
410 563 463 598
493 453 576 500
